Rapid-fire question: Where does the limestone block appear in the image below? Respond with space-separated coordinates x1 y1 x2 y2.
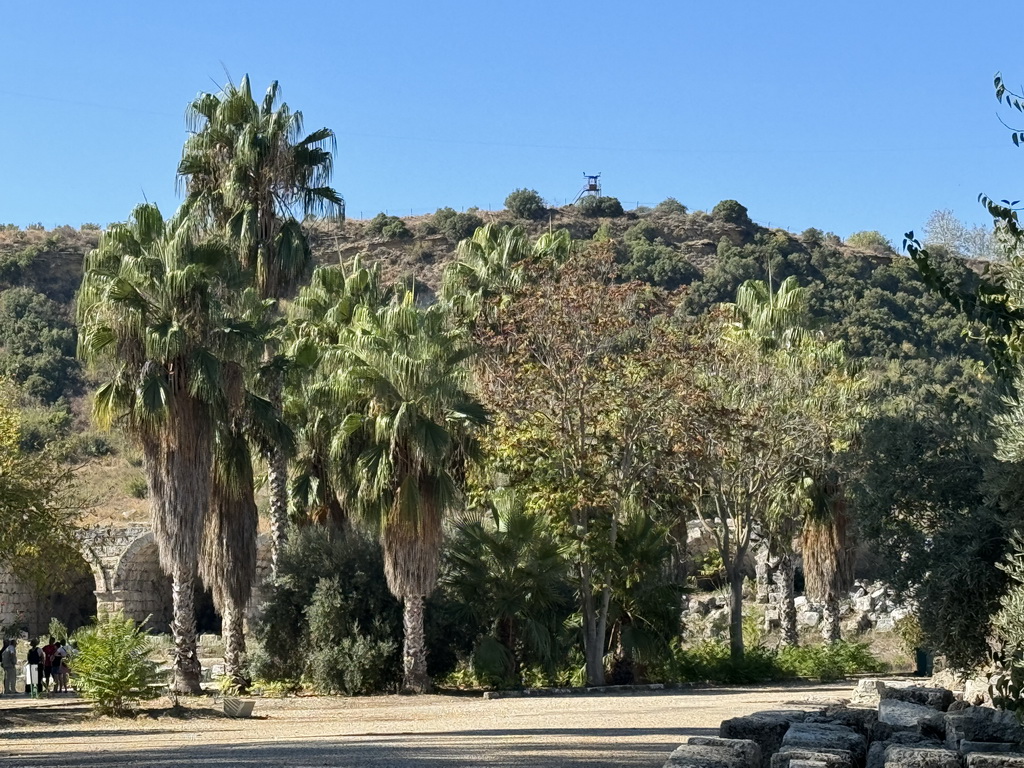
854 595 874 612
878 699 946 732
811 706 877 738
962 743 1023 755
688 737 762 768
875 616 895 632
721 715 796 768
781 723 866 767
965 755 1024 768
946 707 1024 749
663 744 748 768
798 612 822 627
882 745 961 768
881 686 955 712
794 596 809 608
770 747 852 768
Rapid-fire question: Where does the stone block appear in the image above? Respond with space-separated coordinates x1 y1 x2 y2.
781 723 866 767
664 744 747 768
771 747 853 768
880 686 955 712
814 706 877 738
688 737 761 768
721 715 795 768
962 743 1024 755
855 596 874 612
875 616 895 632
882 745 961 768
965 755 1024 768
946 707 1024 749
879 699 946 733
798 612 822 627
795 596 809 608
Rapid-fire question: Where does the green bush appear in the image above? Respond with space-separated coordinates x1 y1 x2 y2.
252 526 404 693
368 213 411 240
653 198 688 216
711 199 751 227
71 613 163 716
846 230 892 253
775 641 887 682
431 208 484 242
505 189 545 220
125 474 149 499
577 196 624 218
619 241 700 290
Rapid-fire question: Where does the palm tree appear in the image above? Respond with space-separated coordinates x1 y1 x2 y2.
331 291 487 692
179 75 343 574
78 205 238 693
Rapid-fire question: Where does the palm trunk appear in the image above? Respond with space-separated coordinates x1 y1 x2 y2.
821 594 841 643
223 599 248 691
170 565 202 694
402 595 431 693
728 568 745 663
775 554 798 647
267 444 288 578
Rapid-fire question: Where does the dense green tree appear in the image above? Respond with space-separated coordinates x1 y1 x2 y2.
504 189 545 220
0 287 81 403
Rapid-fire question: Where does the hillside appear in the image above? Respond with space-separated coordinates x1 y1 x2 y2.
0 198 989 526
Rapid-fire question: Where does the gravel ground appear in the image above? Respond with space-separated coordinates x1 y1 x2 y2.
0 682 852 767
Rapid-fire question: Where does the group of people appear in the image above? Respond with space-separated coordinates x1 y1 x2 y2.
1 636 73 695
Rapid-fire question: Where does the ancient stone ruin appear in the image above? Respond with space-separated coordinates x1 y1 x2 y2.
0 524 272 636
663 681 1024 768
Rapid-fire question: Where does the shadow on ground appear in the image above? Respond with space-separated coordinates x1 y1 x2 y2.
0 728 716 767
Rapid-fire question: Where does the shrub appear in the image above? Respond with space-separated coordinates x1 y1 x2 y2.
368 213 411 240
125 474 148 499
505 189 545 220
623 222 661 243
577 196 624 218
432 208 484 242
653 197 688 216
619 242 700 290
70 613 163 716
252 526 404 693
711 199 751 227
775 641 887 682
846 230 892 253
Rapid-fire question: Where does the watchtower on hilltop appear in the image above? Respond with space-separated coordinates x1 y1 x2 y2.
573 173 601 204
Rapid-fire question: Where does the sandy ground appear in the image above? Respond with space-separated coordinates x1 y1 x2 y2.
0 682 853 767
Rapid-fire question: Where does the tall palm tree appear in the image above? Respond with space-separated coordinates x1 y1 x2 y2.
179 75 343 574
330 291 487 692
78 205 238 693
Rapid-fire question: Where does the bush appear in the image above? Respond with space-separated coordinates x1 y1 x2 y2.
775 641 887 682
368 213 411 240
623 222 662 244
71 613 163 716
252 526 404 694
846 230 892 253
432 208 484 242
619 242 700 290
711 199 751 227
653 198 688 216
505 189 545 220
577 196 624 218
125 474 148 499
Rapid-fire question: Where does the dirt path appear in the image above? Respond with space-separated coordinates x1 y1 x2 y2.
0 682 852 767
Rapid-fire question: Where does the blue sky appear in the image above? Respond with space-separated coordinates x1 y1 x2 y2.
1 1 1021 246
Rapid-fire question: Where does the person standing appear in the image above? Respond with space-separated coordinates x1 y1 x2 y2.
41 636 57 692
25 639 41 696
1 640 16 695
52 641 68 694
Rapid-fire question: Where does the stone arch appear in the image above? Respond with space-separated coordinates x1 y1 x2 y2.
111 533 174 633
0 548 99 637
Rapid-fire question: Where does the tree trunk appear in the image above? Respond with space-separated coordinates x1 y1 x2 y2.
728 569 745 663
267 444 288 578
821 594 841 643
223 599 248 691
754 539 772 604
402 595 431 693
580 572 606 686
775 554 798 647
170 565 203 695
